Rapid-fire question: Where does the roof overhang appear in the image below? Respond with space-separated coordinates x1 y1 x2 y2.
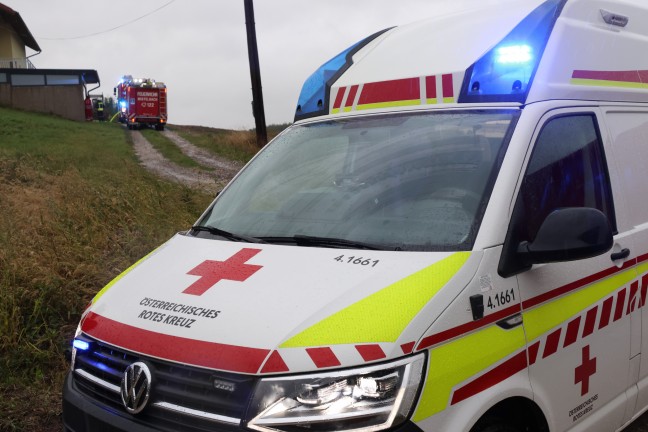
0 3 41 52
0 68 100 85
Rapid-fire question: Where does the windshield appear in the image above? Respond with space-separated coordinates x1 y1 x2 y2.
198 110 517 251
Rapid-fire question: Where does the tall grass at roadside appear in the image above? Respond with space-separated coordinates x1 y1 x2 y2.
170 123 290 163
0 107 212 431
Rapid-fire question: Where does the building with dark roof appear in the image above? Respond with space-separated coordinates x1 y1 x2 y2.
0 3 101 121
0 2 40 68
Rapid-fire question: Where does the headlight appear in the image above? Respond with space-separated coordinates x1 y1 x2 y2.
248 353 426 432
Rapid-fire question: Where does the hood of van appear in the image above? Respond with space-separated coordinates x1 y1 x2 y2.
81 234 479 374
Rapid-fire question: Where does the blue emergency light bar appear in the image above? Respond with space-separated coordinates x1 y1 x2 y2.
459 0 566 103
73 339 90 351
294 28 392 121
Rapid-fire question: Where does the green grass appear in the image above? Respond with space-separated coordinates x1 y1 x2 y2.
140 128 210 170
170 123 290 163
0 107 212 431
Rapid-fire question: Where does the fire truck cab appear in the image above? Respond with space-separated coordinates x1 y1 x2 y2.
114 75 168 131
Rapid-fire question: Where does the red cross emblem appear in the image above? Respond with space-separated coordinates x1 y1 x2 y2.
183 248 263 296
574 345 597 396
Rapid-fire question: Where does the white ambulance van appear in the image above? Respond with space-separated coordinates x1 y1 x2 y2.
63 0 648 431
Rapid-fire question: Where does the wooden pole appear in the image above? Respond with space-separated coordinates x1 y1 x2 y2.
244 0 268 148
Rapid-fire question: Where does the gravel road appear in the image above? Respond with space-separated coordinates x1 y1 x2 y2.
130 129 242 194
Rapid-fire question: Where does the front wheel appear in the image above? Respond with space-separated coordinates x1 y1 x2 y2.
477 425 521 432
472 417 523 432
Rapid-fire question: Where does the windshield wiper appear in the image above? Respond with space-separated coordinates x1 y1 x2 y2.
260 235 381 250
191 225 266 244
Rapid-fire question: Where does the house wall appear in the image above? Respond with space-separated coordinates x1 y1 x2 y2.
0 83 85 121
0 16 25 58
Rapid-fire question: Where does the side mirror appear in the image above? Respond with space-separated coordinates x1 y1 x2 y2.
517 207 613 266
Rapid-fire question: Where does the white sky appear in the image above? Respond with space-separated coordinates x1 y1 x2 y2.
9 0 447 129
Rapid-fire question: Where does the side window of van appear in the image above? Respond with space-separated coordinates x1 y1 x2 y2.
516 114 616 244
500 114 617 276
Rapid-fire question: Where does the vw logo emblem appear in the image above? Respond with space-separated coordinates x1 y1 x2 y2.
120 362 152 414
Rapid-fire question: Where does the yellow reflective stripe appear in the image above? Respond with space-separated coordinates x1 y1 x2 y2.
570 78 648 90
92 251 155 303
442 97 456 104
281 252 470 348
413 325 526 421
355 100 421 111
637 261 648 276
426 98 439 105
523 268 635 341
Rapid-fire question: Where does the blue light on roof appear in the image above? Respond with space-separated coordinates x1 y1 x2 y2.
495 45 533 65
294 28 392 121
73 339 90 351
460 0 565 103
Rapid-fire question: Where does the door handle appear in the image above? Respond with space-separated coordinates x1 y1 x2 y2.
611 248 630 261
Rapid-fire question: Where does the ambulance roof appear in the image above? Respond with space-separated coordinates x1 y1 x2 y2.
295 0 648 121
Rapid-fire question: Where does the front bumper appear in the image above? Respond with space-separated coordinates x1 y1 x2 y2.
63 372 160 432
63 371 427 432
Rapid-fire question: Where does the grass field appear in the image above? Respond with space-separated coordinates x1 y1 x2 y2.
0 108 213 431
171 123 290 163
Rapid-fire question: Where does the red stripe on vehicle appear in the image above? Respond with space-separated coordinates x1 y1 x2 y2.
401 342 415 354
418 263 643 354
346 85 360 108
260 350 289 374
442 74 454 98
355 344 387 362
528 341 540 365
627 281 639 314
641 275 648 307
582 306 598 338
306 347 341 368
451 351 527 405
543 328 561 358
614 288 627 322
572 70 648 84
599 297 613 330
357 77 420 105
425 76 437 99
82 312 269 374
638 253 648 265
333 87 346 109
522 263 631 310
564 316 581 348
417 304 521 351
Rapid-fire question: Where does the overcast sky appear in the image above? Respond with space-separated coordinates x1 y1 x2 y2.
10 0 448 129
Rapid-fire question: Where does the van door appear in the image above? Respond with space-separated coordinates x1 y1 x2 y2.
601 107 648 420
501 110 636 432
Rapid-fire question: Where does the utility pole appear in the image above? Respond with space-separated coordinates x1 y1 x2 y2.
244 0 268 148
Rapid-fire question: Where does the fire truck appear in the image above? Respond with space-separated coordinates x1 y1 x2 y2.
114 75 168 131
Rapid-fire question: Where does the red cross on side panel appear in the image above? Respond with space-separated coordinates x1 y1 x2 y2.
183 248 263 296
575 345 597 396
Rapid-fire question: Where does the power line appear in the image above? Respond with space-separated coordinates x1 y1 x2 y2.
37 0 177 41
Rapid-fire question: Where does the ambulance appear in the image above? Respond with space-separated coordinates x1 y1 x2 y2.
62 0 648 431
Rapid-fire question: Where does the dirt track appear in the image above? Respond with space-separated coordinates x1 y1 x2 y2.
130 128 243 194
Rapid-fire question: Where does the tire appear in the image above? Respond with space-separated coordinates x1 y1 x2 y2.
155 124 165 131
477 425 520 432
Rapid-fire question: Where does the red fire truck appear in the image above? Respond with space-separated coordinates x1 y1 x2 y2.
114 75 168 131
